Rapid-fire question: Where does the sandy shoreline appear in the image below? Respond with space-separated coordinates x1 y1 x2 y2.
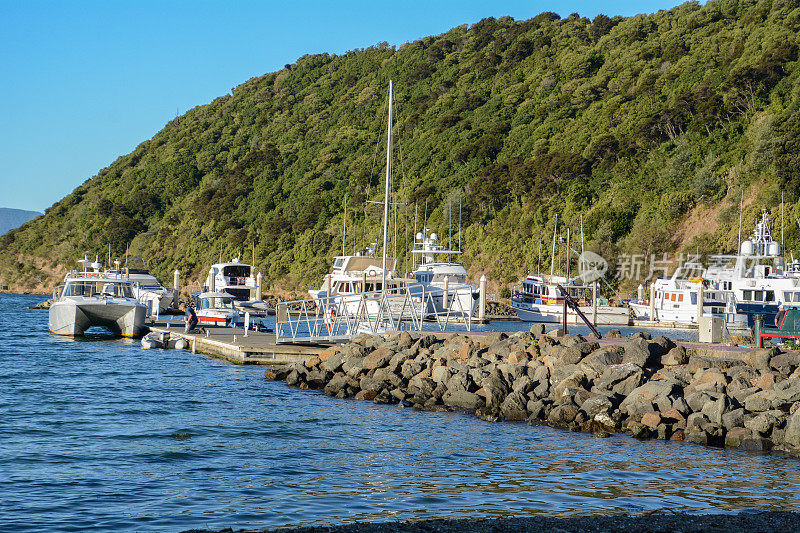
188 511 800 532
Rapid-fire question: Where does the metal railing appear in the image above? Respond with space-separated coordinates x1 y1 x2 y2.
275 284 476 343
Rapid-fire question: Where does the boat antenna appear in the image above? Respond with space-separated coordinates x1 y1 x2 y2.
782 191 785 257
413 203 418 270
125 243 129 269
381 80 393 292
550 214 558 278
219 242 222 263
580 214 585 274
107 243 110 269
424 198 428 236
738 190 743 254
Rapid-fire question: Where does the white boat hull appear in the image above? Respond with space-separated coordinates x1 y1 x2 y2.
49 298 147 337
513 303 630 326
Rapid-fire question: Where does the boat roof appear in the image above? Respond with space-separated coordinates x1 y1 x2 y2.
337 256 396 272
198 291 236 298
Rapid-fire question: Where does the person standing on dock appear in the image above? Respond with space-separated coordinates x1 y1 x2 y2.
180 302 198 334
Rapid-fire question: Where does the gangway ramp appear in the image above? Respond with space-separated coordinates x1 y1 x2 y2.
276 285 476 344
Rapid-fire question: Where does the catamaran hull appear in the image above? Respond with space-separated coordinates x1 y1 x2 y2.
513 303 630 326
49 300 147 337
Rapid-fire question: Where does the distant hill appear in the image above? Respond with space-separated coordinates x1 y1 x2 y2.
0 208 41 236
2 1 800 295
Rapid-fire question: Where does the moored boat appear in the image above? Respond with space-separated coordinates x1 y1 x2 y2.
49 259 147 337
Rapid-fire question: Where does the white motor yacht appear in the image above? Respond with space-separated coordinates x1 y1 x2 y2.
203 258 257 301
49 259 147 337
410 231 478 317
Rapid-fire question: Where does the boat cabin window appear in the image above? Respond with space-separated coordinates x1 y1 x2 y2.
222 265 250 278
690 292 697 305
743 290 752 301
414 273 434 284
63 281 133 298
765 290 775 302
199 297 235 310
333 258 345 269
431 273 466 284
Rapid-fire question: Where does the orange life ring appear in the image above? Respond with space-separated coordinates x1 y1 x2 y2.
367 269 377 277
326 309 335 334
237 276 246 285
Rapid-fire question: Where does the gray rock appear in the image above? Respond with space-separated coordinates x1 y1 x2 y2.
701 395 730 426
512 375 535 394
581 395 613 416
594 363 641 391
686 412 710 430
729 386 759 406
622 338 653 368
322 352 346 373
442 390 484 410
774 378 800 404
530 323 546 335
605 329 623 339
582 348 623 373
685 391 718 413
324 374 350 396
547 404 578 427
785 410 800 448
744 390 777 412
612 372 644 397
722 408 745 430
561 334 587 347
431 365 453 384
662 346 689 366
620 381 677 410
745 413 777 435
500 391 529 421
445 371 472 393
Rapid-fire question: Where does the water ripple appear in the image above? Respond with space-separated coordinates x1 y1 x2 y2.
1 293 799 532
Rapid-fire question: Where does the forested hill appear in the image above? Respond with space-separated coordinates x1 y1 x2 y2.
3 0 800 295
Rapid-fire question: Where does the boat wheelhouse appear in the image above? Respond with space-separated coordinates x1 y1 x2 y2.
203 258 257 301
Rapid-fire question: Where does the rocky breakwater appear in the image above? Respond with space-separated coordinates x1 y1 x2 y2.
264 329 800 456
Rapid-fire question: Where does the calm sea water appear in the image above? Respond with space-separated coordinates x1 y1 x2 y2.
1 294 796 532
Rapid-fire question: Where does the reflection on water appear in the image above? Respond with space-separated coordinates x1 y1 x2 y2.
0 294 790 533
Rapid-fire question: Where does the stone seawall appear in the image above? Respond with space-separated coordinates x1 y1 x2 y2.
264 329 800 456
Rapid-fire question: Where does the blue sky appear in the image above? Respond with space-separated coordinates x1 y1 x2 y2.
0 0 686 212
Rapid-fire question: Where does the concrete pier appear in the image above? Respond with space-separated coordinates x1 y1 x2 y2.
148 319 326 365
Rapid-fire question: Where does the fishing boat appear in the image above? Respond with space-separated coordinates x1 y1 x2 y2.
203 258 257 301
511 274 630 325
49 258 147 337
195 291 240 326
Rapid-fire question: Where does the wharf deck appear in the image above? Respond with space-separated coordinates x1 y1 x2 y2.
148 319 327 365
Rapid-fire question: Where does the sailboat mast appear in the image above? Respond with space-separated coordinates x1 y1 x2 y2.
550 214 558 278
342 194 347 257
381 80 393 291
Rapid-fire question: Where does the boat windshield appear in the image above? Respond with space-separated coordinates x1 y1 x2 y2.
200 297 235 310
63 281 134 298
222 265 250 278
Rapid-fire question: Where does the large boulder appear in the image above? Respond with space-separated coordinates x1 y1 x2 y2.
662 346 689 366
500 391 529 421
620 381 677 414
547 404 578 428
442 390 485 410
363 347 395 370
784 410 800 448
744 390 778 412
582 347 623 373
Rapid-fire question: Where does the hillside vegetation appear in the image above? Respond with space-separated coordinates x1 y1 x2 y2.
3 0 800 296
